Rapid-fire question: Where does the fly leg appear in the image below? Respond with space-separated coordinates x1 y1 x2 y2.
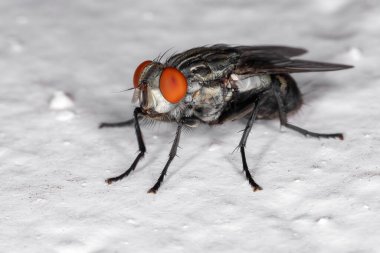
148 123 183 194
238 94 268 192
272 76 343 140
99 119 134 128
106 108 146 184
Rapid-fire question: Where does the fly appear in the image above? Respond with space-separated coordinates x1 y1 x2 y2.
99 44 352 193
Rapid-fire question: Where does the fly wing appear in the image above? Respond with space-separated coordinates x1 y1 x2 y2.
165 45 352 81
166 44 238 69
234 49 352 75
166 45 240 81
234 45 308 58
166 44 307 68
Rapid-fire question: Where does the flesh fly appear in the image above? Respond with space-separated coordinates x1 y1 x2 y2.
100 44 352 193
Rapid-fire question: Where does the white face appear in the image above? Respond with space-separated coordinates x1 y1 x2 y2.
132 84 176 114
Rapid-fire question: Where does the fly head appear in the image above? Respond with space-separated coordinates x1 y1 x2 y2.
132 61 188 115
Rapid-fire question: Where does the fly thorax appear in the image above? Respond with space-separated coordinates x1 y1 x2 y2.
192 85 225 122
187 81 202 93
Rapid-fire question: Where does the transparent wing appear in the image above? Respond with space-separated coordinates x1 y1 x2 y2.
165 44 352 79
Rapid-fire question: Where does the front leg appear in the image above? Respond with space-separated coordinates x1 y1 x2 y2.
272 75 344 140
148 123 183 193
106 107 146 184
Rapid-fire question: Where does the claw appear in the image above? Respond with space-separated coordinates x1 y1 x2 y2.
147 188 157 194
253 185 263 192
105 178 114 184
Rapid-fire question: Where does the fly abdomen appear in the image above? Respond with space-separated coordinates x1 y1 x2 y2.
230 74 272 93
258 74 303 119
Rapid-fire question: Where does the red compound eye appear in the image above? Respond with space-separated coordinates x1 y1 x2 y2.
133 60 152 88
159 67 187 104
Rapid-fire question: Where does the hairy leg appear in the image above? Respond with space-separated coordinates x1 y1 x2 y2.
106 108 146 184
148 123 183 193
238 93 268 191
99 119 134 128
272 76 343 140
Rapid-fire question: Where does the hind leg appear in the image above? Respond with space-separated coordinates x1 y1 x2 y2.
272 75 343 140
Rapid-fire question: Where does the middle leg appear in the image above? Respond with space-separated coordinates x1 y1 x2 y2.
99 119 134 128
238 93 268 191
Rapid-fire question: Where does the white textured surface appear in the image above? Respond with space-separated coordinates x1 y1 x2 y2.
1 0 379 252
49 91 75 110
